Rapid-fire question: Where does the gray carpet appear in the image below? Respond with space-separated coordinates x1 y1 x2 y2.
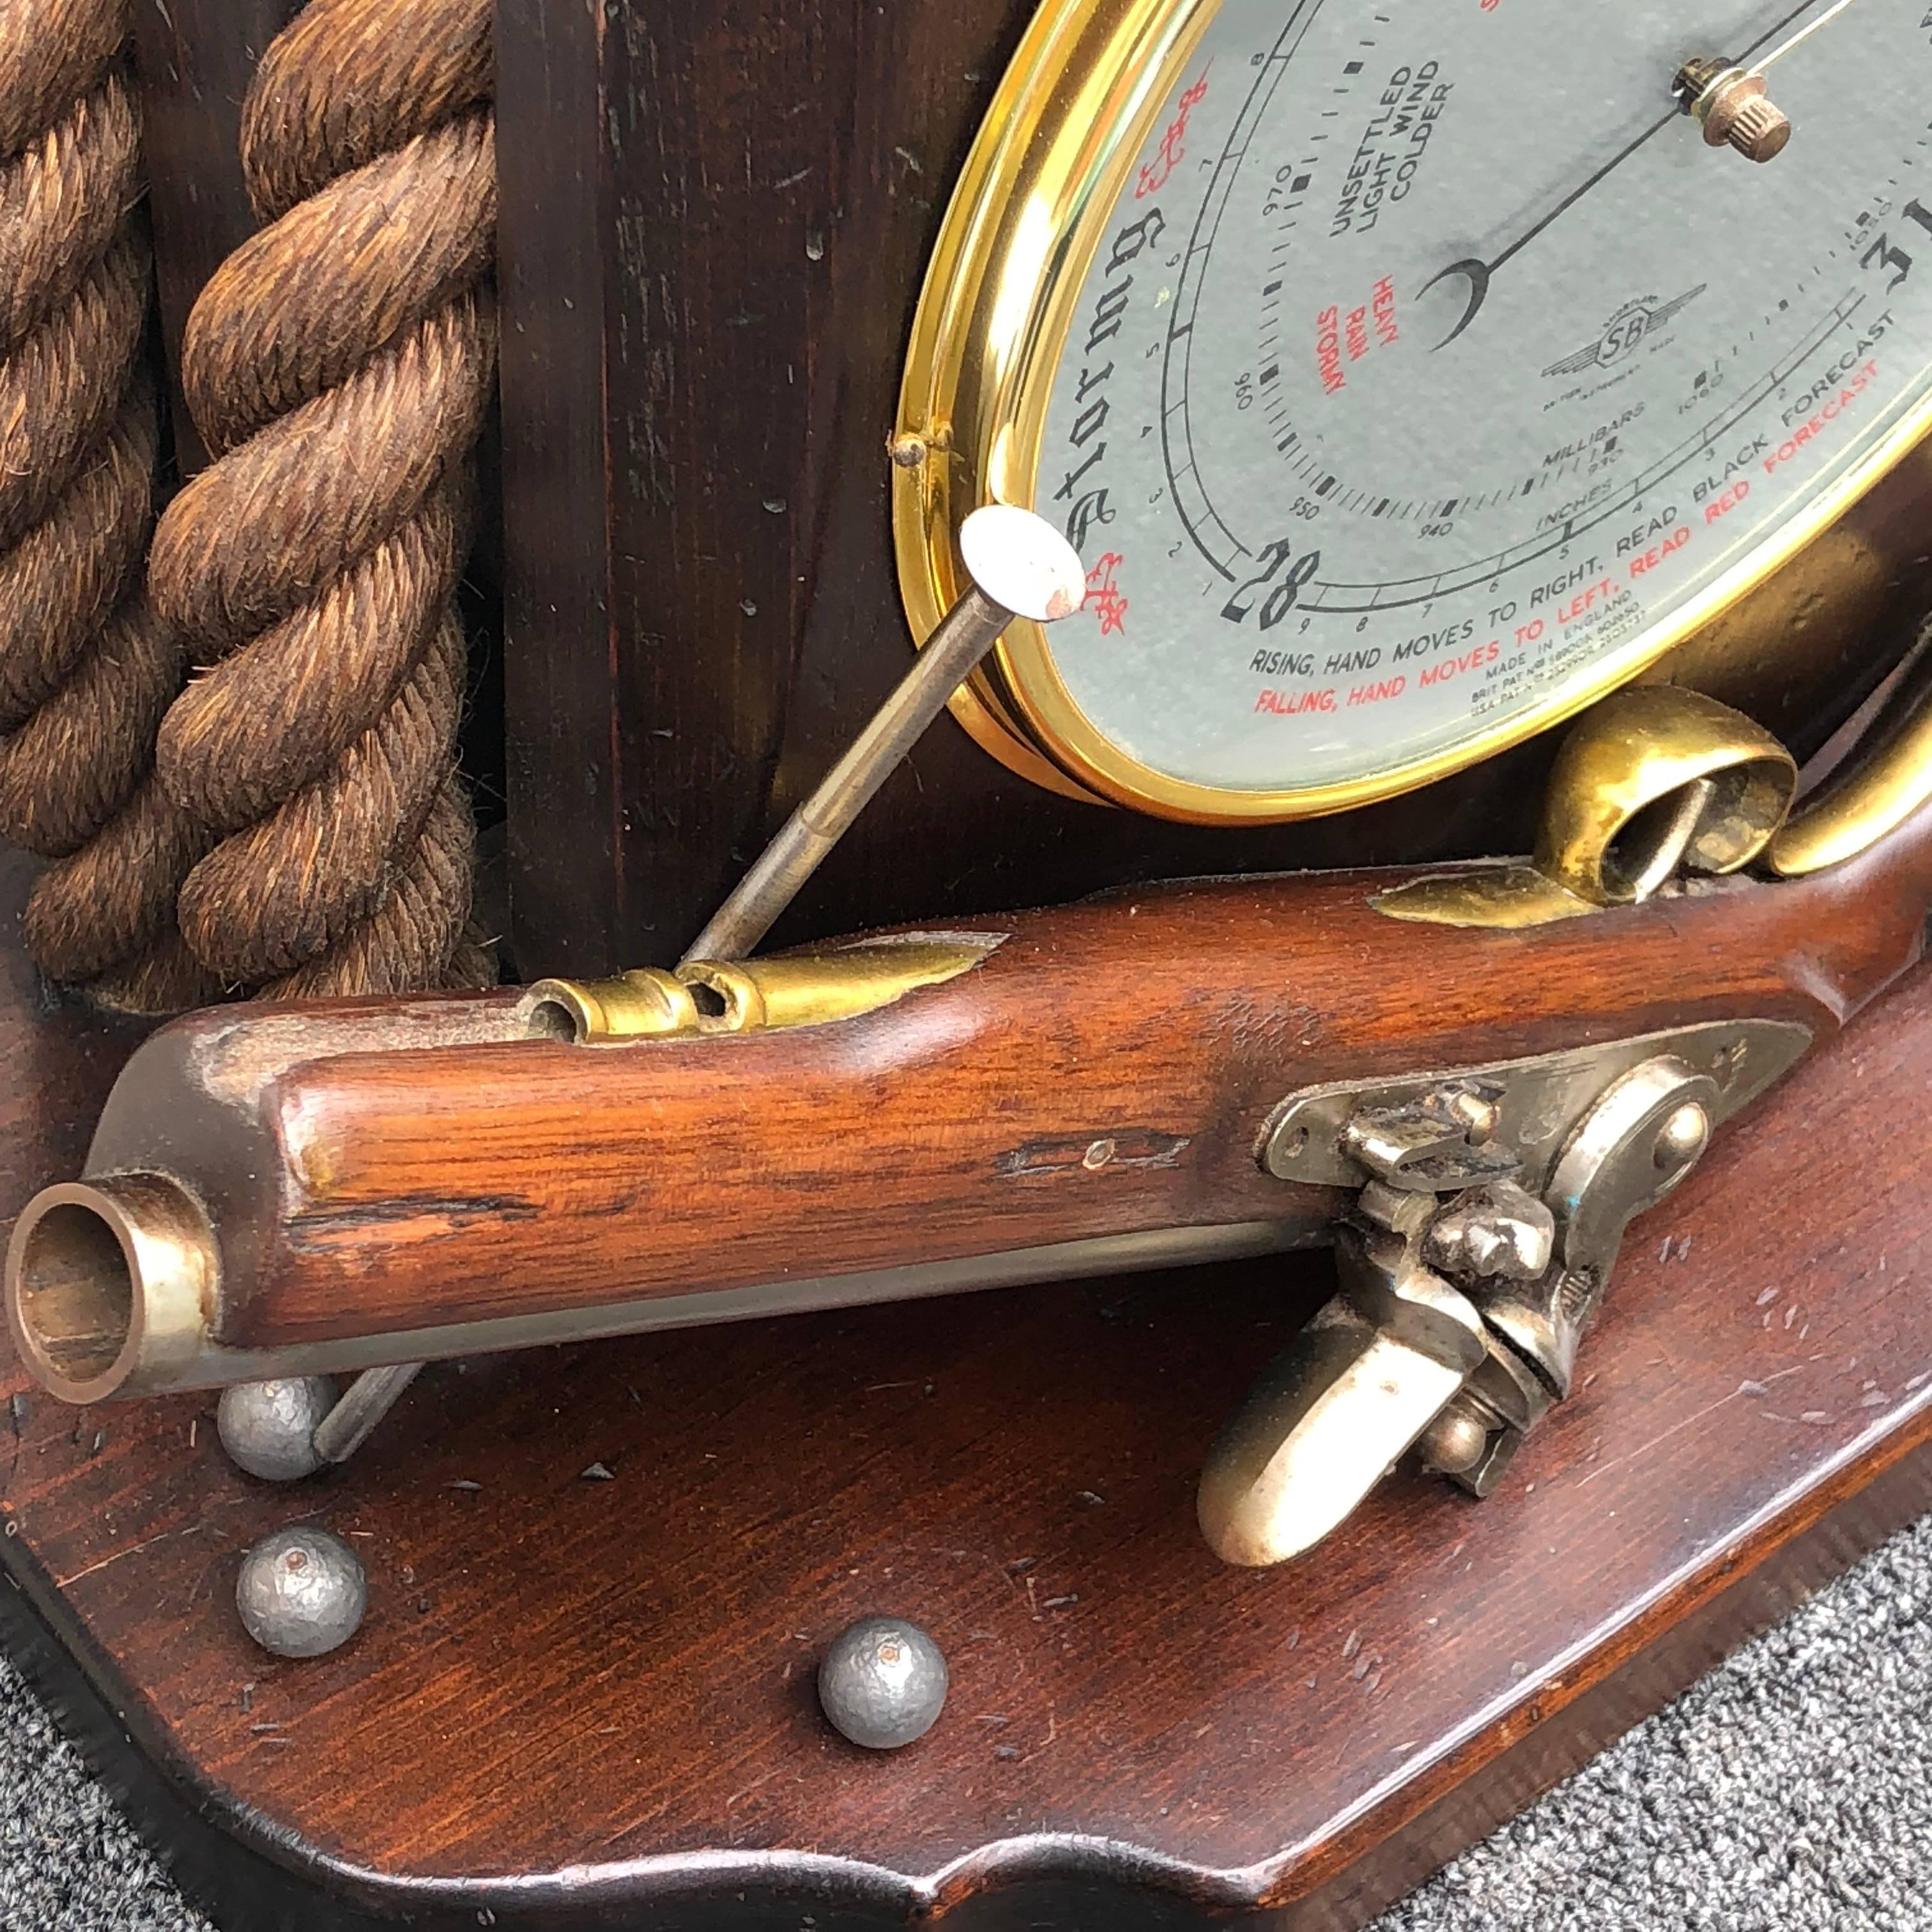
0 1515 1927 1930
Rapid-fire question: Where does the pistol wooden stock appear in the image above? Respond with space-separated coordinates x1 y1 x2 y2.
11 793 1932 1400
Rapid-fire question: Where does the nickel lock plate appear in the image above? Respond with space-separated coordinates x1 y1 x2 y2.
1199 1018 1813 1568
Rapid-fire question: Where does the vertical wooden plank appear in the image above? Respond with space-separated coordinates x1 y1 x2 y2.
493 0 622 976
591 0 842 969
493 0 1081 978
129 1 302 476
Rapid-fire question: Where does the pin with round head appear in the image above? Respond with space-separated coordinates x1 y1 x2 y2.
957 503 1089 624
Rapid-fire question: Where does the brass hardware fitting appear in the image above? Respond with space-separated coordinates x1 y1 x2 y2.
1376 686 1797 930
6 1175 220 1407
519 937 999 1045
521 969 701 1043
1536 686 1796 903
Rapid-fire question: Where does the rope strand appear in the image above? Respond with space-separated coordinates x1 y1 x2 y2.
148 0 496 997
0 3 214 1013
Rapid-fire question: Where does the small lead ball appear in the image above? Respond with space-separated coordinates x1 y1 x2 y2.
217 1377 337 1482
818 1616 948 1750
236 1526 366 1659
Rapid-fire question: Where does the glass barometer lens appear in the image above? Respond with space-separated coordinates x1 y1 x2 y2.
988 0 1932 812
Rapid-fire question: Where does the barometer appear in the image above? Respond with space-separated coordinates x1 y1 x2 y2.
895 0 1932 820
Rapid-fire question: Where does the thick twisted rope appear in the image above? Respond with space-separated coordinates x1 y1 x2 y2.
0 1 216 1013
148 0 496 998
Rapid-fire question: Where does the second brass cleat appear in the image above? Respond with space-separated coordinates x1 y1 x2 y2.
1372 684 1797 931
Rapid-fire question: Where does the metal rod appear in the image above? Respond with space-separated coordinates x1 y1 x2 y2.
682 505 1088 965
1749 0 1857 75
682 586 1015 963
312 1360 425 1464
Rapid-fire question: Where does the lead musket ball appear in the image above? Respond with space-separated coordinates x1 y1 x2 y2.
236 1526 366 1659
217 1377 337 1482
818 1616 949 1749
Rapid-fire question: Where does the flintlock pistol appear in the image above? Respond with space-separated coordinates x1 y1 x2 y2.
9 627 1932 1567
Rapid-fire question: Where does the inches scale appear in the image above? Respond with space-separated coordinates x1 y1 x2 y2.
897 0 1932 819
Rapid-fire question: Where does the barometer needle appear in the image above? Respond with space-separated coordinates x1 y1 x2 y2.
1418 0 1842 348
1750 0 1859 74
1416 108 1681 347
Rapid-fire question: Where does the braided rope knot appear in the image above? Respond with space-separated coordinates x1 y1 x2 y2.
149 0 496 997
0 0 215 1012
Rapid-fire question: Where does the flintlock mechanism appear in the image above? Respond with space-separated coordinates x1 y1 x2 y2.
1200 661 1932 1561
1198 1018 1804 1564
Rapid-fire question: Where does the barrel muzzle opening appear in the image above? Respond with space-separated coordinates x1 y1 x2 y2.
6 1176 218 1404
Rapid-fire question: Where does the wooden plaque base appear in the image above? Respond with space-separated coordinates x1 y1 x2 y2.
1 848 1928 1929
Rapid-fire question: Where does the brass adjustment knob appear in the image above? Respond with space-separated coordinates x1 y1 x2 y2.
1679 61 1791 164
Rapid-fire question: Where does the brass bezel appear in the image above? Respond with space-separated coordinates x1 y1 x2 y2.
893 0 1932 824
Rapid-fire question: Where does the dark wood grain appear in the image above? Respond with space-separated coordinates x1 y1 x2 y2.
70 787 1932 1355
0 894 155 1232
489 0 1932 981
128 0 304 477
0 837 1929 1928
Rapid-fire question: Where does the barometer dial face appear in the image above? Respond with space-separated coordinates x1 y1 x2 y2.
896 0 1932 820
